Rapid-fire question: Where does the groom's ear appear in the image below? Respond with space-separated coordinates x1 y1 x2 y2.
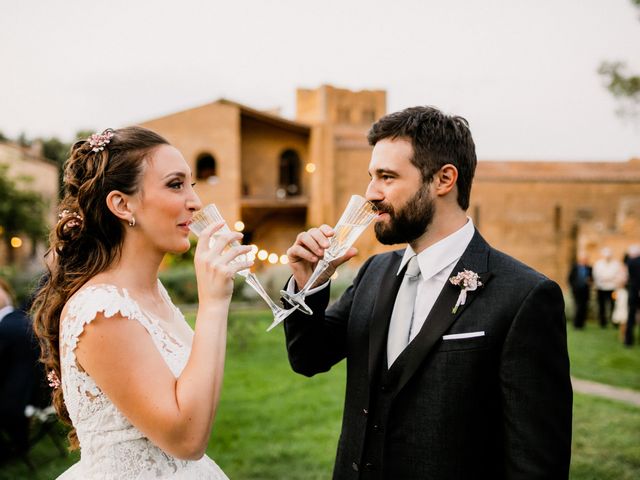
432 164 458 197
106 191 136 223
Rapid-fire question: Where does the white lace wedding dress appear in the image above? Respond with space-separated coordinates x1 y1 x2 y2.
57 283 229 479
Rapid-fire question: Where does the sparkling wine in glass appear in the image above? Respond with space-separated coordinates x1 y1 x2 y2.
189 204 298 331
280 195 377 315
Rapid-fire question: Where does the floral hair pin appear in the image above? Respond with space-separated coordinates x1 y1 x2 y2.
47 370 61 389
58 209 83 230
449 270 483 314
88 129 114 153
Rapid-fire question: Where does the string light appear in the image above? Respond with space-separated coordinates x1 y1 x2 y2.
305 163 316 173
246 245 290 265
234 221 245 232
10 237 23 248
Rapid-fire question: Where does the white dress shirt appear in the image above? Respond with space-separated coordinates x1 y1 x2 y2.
0 305 15 324
396 218 475 342
592 258 625 291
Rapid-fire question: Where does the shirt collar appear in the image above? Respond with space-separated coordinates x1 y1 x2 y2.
0 305 15 323
397 218 475 281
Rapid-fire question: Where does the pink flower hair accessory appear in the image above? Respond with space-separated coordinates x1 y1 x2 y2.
88 129 114 153
47 370 61 389
58 209 83 232
449 269 483 314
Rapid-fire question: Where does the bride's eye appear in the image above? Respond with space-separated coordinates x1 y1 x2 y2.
168 181 183 190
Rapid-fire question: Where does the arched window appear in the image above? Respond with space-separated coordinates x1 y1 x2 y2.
196 153 217 183
279 149 301 196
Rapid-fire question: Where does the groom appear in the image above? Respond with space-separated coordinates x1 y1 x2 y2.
282 106 572 479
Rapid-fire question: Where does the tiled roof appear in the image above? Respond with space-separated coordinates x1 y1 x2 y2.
476 159 640 183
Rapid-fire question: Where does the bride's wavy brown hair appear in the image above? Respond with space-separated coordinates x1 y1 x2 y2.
32 126 169 449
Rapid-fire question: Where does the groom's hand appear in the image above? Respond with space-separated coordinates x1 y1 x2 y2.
286 224 358 290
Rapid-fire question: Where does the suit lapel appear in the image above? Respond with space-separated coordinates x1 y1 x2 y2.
368 251 404 382
390 231 493 395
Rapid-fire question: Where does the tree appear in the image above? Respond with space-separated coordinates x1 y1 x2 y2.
40 136 71 198
0 164 49 264
41 137 70 165
17 132 31 147
599 0 640 117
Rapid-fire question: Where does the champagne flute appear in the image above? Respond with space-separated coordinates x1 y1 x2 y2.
189 204 298 331
280 195 377 315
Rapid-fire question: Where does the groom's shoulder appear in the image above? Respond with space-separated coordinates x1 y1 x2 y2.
487 243 554 288
367 248 404 267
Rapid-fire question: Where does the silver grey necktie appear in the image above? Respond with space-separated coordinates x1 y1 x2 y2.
387 255 421 368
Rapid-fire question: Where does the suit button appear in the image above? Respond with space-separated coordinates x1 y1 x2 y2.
351 462 359 471
381 385 387 392
364 462 374 471
362 408 368 416
372 424 380 432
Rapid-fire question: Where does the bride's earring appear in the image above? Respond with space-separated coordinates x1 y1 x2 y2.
128 216 136 227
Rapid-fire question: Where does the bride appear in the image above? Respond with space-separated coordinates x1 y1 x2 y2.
32 126 251 479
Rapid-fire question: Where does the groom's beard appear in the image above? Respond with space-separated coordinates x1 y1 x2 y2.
373 184 435 245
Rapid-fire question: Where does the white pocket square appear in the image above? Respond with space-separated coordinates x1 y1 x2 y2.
442 331 485 340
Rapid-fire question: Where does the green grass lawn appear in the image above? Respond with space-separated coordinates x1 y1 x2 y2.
3 308 639 479
567 321 640 390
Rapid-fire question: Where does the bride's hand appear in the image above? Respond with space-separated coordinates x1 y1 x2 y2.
194 223 253 305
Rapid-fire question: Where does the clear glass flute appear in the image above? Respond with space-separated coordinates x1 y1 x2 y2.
189 204 297 332
280 194 377 315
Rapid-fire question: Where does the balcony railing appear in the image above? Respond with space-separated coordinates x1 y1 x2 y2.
240 194 309 208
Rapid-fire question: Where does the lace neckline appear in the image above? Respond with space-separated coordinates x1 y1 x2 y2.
68 281 187 351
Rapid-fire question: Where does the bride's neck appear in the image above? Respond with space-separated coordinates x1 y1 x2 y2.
102 239 164 297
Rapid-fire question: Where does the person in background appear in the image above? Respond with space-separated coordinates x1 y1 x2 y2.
592 247 624 328
624 244 640 346
0 277 41 461
568 252 592 329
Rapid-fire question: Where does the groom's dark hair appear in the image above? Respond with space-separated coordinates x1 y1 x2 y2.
367 106 477 210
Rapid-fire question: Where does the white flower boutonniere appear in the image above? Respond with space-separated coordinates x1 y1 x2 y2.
449 270 483 314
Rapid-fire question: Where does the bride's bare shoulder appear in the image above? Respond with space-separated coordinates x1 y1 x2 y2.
60 274 126 320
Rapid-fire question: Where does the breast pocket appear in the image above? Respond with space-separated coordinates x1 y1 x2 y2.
437 333 488 352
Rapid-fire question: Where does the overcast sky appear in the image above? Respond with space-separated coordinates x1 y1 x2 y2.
1 0 639 161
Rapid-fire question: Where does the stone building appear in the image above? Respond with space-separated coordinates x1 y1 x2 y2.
140 85 387 261
0 141 59 266
471 159 640 283
3 85 637 286
140 85 640 287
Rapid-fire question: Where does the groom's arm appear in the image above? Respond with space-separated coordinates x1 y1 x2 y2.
284 256 375 377
500 279 572 478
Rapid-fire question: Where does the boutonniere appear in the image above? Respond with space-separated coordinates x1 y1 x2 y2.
449 270 483 314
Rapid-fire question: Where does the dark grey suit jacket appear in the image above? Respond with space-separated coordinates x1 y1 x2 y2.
284 231 572 479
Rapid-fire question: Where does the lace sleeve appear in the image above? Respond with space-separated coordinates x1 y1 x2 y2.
61 284 144 357
59 284 151 425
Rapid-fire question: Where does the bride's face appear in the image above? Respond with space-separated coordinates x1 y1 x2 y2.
132 145 202 254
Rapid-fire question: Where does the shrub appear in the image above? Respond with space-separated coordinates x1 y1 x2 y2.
0 266 44 309
159 265 247 305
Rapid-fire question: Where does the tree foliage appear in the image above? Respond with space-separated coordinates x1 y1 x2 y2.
0 164 49 263
41 137 70 166
598 0 640 117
